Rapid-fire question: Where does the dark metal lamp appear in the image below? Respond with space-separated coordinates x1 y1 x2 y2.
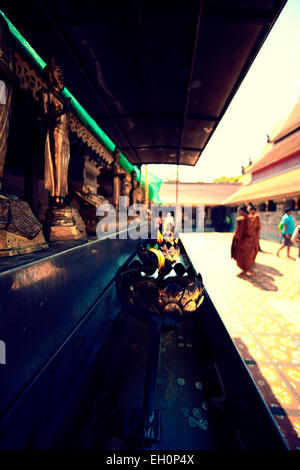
116 242 204 448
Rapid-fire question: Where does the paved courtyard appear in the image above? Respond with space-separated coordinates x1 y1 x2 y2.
180 232 300 450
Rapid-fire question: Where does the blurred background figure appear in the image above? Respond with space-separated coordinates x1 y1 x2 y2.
231 204 258 274
223 213 231 232
248 203 262 252
277 207 295 259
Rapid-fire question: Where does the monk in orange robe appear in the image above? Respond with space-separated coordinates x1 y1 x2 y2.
248 203 261 252
231 204 258 273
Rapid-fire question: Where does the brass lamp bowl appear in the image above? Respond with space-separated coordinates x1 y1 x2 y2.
159 241 180 263
116 244 204 328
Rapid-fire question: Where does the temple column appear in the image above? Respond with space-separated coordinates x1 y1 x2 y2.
205 207 212 226
144 164 149 210
113 174 121 211
83 156 101 195
113 149 129 211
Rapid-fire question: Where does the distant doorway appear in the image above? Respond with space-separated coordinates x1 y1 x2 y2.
211 205 227 232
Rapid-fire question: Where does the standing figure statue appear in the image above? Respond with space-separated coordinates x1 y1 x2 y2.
40 57 86 241
0 16 48 256
121 172 132 200
41 57 71 206
112 148 128 210
130 169 143 206
0 16 15 191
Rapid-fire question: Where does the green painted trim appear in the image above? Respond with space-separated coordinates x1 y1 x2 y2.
0 10 162 202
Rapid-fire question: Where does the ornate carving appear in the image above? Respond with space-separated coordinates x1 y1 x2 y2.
14 52 113 165
15 52 45 102
2 197 42 239
69 114 113 164
0 195 48 257
83 156 101 194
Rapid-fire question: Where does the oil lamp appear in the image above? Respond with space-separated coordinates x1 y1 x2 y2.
157 223 180 263
115 241 204 448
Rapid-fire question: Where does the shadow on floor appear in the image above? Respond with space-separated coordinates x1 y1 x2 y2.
233 337 299 450
237 262 283 292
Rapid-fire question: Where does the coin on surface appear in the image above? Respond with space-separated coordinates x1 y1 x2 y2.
188 416 198 428
195 381 203 390
177 378 185 386
198 418 209 431
192 407 202 418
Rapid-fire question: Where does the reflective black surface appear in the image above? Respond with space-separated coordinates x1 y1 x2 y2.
0 232 141 422
0 236 288 449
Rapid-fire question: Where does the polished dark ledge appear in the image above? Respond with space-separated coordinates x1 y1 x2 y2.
0 238 91 275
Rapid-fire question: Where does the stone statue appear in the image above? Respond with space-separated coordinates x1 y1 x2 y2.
41 57 71 206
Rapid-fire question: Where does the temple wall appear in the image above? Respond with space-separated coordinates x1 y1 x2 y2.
229 206 300 243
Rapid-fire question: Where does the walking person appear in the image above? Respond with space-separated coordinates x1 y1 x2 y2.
291 224 300 294
247 203 262 252
276 207 295 258
231 204 258 274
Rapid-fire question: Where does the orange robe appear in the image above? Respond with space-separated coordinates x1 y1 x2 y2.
252 213 261 251
231 214 258 271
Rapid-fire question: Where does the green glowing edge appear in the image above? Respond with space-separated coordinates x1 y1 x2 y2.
0 9 162 203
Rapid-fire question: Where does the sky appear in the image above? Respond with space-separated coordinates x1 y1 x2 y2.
145 0 300 183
